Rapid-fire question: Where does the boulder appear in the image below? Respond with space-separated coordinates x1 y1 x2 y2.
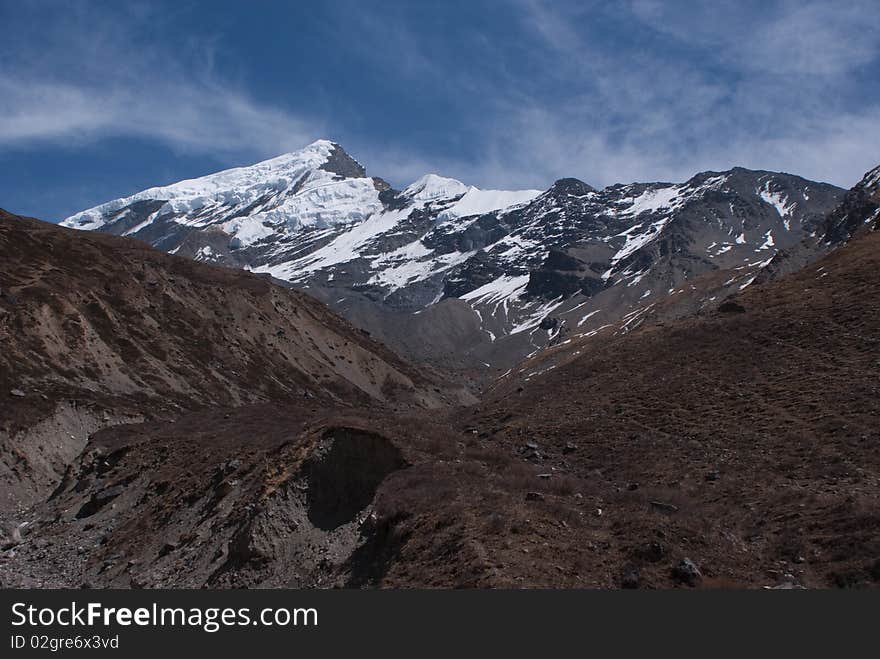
672 558 702 586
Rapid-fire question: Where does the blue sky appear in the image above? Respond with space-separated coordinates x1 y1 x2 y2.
2 0 879 221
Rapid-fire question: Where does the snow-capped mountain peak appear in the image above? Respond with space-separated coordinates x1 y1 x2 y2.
403 173 470 201
61 140 385 244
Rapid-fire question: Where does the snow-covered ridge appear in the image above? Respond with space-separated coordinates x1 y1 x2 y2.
62 143 541 252
618 185 681 216
63 140 344 230
441 187 542 220
403 174 470 202
253 175 539 286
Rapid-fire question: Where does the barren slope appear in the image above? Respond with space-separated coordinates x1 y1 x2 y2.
0 210 469 512
460 228 880 588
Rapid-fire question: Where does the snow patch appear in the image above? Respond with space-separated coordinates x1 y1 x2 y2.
462 274 530 306
403 174 469 202
440 187 541 219
621 185 680 216
577 309 602 327
611 218 670 264
758 181 796 226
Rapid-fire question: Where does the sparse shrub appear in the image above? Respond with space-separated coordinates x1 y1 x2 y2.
483 512 507 535
544 474 580 496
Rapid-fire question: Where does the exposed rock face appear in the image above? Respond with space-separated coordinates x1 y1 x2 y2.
320 143 368 179
821 164 880 243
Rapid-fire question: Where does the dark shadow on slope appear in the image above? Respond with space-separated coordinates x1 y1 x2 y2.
304 427 406 531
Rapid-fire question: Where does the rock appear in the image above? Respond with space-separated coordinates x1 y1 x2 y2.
216 479 238 496
537 473 552 479
765 582 805 590
718 299 746 313
525 442 539 450
562 442 577 454
525 492 545 502
649 500 679 514
621 566 640 589
627 482 639 491
76 485 126 519
705 470 720 482
9 388 26 397
672 558 702 586
1 524 23 550
635 541 666 563
158 542 177 558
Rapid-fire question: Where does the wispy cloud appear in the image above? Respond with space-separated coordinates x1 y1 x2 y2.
438 0 880 189
0 77 320 155
0 3 321 158
629 0 880 76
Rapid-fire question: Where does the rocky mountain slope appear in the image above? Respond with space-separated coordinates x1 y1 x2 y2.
0 211 470 513
821 164 880 243
61 141 844 369
460 221 880 589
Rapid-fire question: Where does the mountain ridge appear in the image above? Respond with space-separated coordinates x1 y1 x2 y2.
60 141 846 369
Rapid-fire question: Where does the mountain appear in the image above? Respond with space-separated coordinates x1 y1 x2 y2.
61 141 844 369
4 165 879 588
0 210 471 513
